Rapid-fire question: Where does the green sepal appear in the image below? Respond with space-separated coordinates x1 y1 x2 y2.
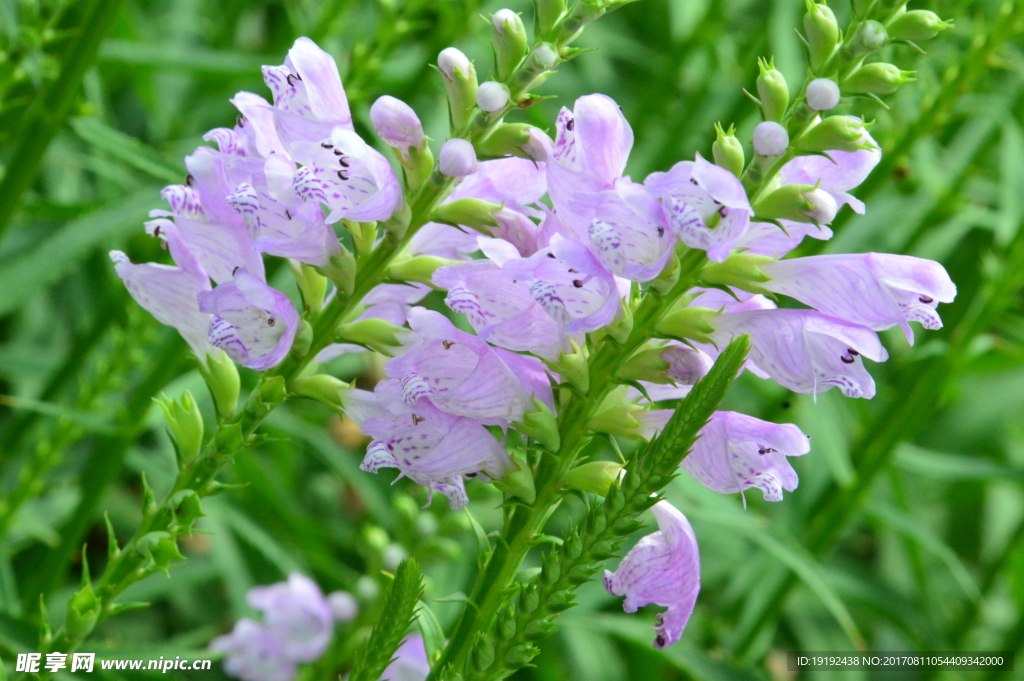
38 594 51 646
605 298 634 344
494 451 536 504
650 252 680 295
492 10 529 80
336 318 407 355
154 389 204 466
588 387 644 439
756 57 789 122
751 182 817 223
511 395 560 452
316 247 356 296
476 123 535 159
439 56 478 131
547 339 589 393
432 198 501 233
290 374 351 410
290 319 313 358
563 461 623 496
104 512 120 561
402 145 435 192
841 20 887 58
199 350 240 420
887 10 952 42
135 531 184 576
65 555 101 639
534 0 566 39
140 472 157 516
615 345 672 385
168 489 204 535
654 296 720 345
105 601 152 617
289 259 328 313
712 122 744 177
804 0 839 73
700 253 776 293
842 63 915 95
389 255 461 286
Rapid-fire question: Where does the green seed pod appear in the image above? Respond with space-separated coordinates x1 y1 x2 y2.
804 0 839 73
842 20 887 58
712 122 745 177
843 62 915 95
887 10 952 42
155 390 204 465
795 115 875 153
201 350 240 419
756 57 790 122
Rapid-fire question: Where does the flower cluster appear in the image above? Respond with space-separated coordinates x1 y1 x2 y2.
210 573 357 681
113 9 955 660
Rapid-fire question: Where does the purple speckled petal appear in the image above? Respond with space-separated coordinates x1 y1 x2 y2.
709 308 887 399
230 91 288 158
761 253 956 343
587 186 674 281
681 411 810 501
605 501 700 648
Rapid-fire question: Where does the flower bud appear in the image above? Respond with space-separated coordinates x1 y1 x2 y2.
291 374 351 411
438 47 478 130
289 259 328 314
806 78 840 111
843 63 915 95
156 390 204 464
370 95 425 160
535 0 567 38
887 10 952 42
804 1 839 73
549 339 589 393
700 252 775 293
841 20 887 58
662 346 714 385
389 254 461 286
564 461 623 496
753 121 789 156
433 197 501 232
496 451 536 504
319 246 357 296
336 318 407 355
796 115 874 153
802 187 838 224
752 182 819 223
439 138 478 177
513 395 560 452
327 591 359 623
477 81 511 113
200 350 240 419
521 127 551 161
655 297 718 345
712 122 744 177
615 345 672 385
477 123 535 158
756 58 789 122
588 391 644 439
492 10 529 80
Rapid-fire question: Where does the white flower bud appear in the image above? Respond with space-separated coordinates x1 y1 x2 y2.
439 138 478 177
327 591 359 623
753 121 789 156
438 47 471 80
802 187 838 224
806 78 841 111
382 543 407 571
476 81 510 112
492 9 522 34
369 95 424 157
532 43 559 70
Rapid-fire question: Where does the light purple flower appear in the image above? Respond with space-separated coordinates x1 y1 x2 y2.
227 155 340 267
662 344 715 385
777 132 881 214
709 308 888 398
735 220 833 258
644 156 753 263
585 179 676 281
605 501 700 649
197 270 300 370
682 411 810 501
384 307 552 423
359 401 512 509
289 127 401 224
380 634 430 681
370 95 424 159
110 221 214 361
314 284 430 362
205 91 288 159
439 139 478 178
262 37 354 145
760 253 956 343
433 260 569 361
210 619 296 681
480 236 626 334
152 149 265 284
247 573 334 662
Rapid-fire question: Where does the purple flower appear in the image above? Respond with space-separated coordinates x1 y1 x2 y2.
314 284 430 363
760 253 956 343
777 133 881 215
247 573 334 662
207 91 288 159
585 179 676 281
384 307 552 423
709 308 888 398
359 401 512 509
735 220 833 258
289 127 401 224
480 236 626 334
644 156 753 262
197 270 300 370
262 37 354 145
439 139 478 178
110 221 214 361
211 619 297 681
380 634 430 681
371 95 425 159
153 149 265 284
432 260 569 361
227 155 340 267
682 411 810 501
605 501 700 649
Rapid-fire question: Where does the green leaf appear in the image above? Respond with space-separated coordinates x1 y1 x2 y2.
70 117 184 183
99 39 276 73
416 600 446 666
349 559 424 681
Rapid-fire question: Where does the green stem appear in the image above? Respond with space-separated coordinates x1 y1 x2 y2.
428 249 707 679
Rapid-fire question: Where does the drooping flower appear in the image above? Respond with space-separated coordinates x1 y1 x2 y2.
383 307 552 423
359 400 512 509
247 573 334 662
605 501 700 649
709 308 888 398
197 270 300 370
380 634 430 681
759 253 956 343
110 221 215 361
210 619 296 681
681 411 810 501
644 155 753 262
433 260 569 361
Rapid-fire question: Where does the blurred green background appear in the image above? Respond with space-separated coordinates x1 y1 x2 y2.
1 0 1024 679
